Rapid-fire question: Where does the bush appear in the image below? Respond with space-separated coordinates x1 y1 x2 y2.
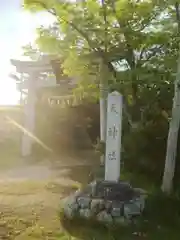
35 100 100 153
122 113 169 181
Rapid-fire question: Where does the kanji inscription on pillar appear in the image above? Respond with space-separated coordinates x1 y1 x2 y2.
105 91 123 182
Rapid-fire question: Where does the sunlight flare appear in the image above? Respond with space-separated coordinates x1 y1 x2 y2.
6 115 53 153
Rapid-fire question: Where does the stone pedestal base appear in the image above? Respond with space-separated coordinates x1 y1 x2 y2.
61 180 147 225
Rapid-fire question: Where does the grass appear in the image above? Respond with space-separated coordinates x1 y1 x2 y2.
0 148 179 239
0 204 63 239
0 147 74 239
0 182 179 240
59 164 180 240
0 142 22 170
0 180 77 239
60 191 180 240
0 180 179 239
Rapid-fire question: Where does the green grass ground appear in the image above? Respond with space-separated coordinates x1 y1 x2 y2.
0 149 93 239
60 190 180 240
0 149 179 239
0 180 71 239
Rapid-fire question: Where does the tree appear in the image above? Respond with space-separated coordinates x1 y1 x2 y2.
23 0 180 186
23 0 175 123
161 2 180 194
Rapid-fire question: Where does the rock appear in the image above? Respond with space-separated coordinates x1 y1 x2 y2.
63 203 79 219
124 202 141 219
63 195 79 219
91 181 98 197
79 208 92 218
65 195 78 206
77 196 91 209
74 189 82 197
105 201 112 212
97 210 113 223
99 199 105 211
134 197 145 212
111 208 121 217
61 180 146 225
90 199 105 214
111 200 124 217
111 203 123 217
90 199 101 214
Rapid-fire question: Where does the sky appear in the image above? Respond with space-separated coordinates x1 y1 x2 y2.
0 1 54 105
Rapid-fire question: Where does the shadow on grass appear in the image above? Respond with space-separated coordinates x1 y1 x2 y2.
60 192 180 240
60 212 134 240
46 182 79 196
52 164 95 189
63 165 94 186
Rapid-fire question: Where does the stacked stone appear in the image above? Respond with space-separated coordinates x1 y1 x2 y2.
62 183 146 225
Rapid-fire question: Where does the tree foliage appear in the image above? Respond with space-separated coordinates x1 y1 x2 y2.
22 0 180 185
23 0 178 121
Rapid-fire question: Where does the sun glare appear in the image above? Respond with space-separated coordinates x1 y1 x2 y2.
0 88 19 105
0 70 20 105
0 2 55 106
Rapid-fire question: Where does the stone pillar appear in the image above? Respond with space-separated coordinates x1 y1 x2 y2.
21 73 37 157
105 91 123 182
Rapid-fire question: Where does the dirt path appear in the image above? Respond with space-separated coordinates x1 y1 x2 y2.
0 152 97 239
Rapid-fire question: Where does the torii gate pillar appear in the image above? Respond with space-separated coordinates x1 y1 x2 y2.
11 59 53 157
21 73 36 156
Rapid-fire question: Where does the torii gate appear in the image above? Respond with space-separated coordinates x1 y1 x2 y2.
11 58 58 157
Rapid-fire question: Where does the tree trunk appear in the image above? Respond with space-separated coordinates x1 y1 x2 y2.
161 53 180 194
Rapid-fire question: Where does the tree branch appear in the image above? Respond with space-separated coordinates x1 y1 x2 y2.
145 44 164 62
109 1 136 67
32 0 117 78
109 0 139 106
138 44 164 67
101 0 108 54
